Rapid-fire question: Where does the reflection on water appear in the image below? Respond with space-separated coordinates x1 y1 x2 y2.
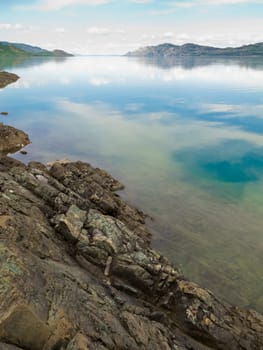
0 55 69 71
1 56 263 312
134 55 263 71
175 140 263 185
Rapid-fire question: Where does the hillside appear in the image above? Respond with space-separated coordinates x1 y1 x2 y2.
126 42 263 57
0 41 73 57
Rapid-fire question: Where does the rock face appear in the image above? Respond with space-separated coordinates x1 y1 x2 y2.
0 71 19 88
0 154 262 350
0 124 30 155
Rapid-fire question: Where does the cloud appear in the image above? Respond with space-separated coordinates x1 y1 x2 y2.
89 77 111 85
204 0 263 3
30 0 111 11
162 32 174 38
151 0 263 13
200 103 263 118
129 0 151 2
0 23 23 30
21 0 151 11
55 27 66 33
172 0 263 7
87 27 110 35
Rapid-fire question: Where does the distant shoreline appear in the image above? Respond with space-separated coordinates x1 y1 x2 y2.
126 42 263 58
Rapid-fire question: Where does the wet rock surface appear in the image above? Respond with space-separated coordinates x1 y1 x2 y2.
0 152 262 350
0 71 19 89
0 73 30 155
0 124 30 155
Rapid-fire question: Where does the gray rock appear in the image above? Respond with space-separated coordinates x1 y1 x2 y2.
55 204 87 241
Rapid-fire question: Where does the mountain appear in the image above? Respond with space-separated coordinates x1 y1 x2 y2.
0 41 73 57
126 42 263 57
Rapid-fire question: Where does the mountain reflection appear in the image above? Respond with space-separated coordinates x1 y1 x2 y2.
131 56 263 71
0 55 69 71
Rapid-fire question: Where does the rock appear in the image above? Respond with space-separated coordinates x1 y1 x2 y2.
66 333 89 350
0 124 30 155
0 305 51 350
0 154 262 350
19 150 27 155
0 112 8 116
0 344 24 350
0 71 19 89
55 204 87 241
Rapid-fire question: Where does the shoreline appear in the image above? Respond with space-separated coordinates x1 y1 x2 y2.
0 72 262 349
0 146 262 349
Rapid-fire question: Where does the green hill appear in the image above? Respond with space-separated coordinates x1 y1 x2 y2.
0 41 73 57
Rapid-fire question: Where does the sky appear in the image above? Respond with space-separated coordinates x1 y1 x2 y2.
1 0 263 54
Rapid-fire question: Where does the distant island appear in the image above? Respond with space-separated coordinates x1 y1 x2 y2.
0 41 73 57
126 42 263 57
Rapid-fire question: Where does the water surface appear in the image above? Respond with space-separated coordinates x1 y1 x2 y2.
1 55 263 311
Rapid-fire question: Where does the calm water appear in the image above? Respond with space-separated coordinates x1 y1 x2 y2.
1 55 263 312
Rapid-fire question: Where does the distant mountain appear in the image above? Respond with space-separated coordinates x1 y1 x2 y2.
126 43 263 57
0 41 73 57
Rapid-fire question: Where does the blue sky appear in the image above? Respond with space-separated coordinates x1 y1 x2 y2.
1 0 263 54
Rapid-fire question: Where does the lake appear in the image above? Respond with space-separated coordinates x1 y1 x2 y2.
1 55 263 312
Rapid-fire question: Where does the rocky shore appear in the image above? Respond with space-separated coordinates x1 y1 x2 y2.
0 127 262 350
0 73 263 350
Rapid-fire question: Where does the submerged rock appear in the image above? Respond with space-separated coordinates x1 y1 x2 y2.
0 155 262 350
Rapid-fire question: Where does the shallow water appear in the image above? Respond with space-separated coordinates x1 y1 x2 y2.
1 55 263 311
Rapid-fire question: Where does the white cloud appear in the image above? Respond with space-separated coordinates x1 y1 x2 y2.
129 0 151 2
151 0 263 13
0 23 23 30
89 77 111 85
163 32 174 38
204 0 263 3
55 27 66 33
33 0 111 11
200 103 263 118
172 0 263 7
172 2 194 8
23 0 151 11
87 27 110 35
0 23 11 29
